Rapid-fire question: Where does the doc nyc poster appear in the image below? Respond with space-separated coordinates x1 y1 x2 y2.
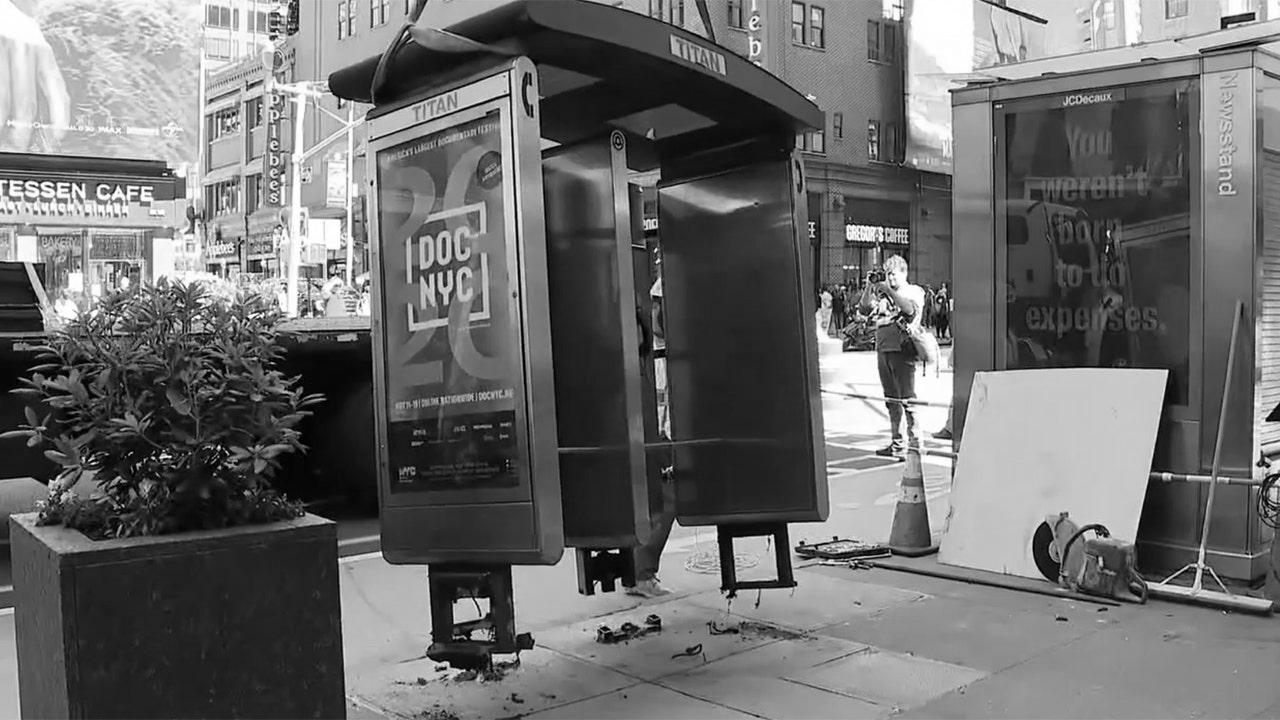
376 108 520 494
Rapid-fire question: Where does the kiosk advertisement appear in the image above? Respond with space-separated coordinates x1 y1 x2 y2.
375 108 520 494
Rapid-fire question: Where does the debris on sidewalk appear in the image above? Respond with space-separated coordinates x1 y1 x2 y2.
671 643 705 660
418 707 461 720
595 613 663 644
707 618 808 642
795 537 891 561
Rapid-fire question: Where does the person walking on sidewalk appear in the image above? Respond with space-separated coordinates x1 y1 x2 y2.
859 255 925 459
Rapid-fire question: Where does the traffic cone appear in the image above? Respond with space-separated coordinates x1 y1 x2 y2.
887 447 938 557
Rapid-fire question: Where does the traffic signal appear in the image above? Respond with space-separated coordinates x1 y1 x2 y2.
267 10 284 41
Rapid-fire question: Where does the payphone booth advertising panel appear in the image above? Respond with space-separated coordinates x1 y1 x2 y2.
950 41 1280 582
367 59 564 566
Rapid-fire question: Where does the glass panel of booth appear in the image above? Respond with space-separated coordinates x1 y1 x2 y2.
371 96 533 500
995 77 1196 412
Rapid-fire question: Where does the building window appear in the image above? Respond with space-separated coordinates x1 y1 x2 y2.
867 120 881 161
209 106 242 140
206 179 241 217
204 36 232 60
649 0 682 25
246 175 263 214
833 112 843 139
728 0 743 28
1165 0 1188 18
796 129 825 154
882 0 905 21
791 2 805 43
246 97 263 130
206 4 233 28
370 0 389 27
886 122 900 162
338 1 354 38
867 20 898 62
809 6 824 48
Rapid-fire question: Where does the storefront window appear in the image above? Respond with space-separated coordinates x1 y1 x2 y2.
999 79 1194 407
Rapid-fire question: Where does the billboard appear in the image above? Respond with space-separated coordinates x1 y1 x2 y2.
905 0 1048 174
0 0 200 169
375 108 521 494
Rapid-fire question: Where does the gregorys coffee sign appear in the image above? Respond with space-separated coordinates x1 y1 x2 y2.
0 179 164 218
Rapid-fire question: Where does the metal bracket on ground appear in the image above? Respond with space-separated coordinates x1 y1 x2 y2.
717 522 795 597
575 547 637 595
426 563 533 670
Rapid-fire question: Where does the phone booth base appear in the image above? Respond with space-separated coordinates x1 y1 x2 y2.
425 564 532 670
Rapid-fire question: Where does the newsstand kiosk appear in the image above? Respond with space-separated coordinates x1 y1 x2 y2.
950 26 1280 584
329 0 828 669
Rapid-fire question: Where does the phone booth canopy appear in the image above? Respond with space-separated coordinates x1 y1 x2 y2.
330 0 826 668
950 26 1280 585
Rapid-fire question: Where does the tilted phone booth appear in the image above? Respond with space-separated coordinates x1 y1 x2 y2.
329 0 827 668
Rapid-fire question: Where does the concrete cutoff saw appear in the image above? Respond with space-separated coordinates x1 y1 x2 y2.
1032 512 1148 604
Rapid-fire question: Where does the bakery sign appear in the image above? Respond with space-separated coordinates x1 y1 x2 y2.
0 178 163 218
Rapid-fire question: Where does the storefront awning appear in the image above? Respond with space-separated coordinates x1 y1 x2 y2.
327 0 821 160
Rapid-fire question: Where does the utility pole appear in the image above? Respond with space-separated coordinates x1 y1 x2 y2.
271 80 362 316
345 103 355 285
286 90 306 316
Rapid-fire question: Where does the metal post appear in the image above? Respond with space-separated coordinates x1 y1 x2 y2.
344 103 355 285
286 91 306 317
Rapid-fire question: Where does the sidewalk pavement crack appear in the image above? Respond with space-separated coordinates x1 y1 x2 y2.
778 675 889 709
652 683 772 720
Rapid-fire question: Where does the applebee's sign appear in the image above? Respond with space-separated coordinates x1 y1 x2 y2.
261 76 287 207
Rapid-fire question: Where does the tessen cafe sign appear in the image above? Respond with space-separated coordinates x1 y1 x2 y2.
0 179 159 218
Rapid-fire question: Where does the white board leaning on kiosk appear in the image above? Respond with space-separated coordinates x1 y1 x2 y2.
939 368 1167 581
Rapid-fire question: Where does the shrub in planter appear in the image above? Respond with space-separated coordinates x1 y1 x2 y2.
4 279 321 537
2 280 346 720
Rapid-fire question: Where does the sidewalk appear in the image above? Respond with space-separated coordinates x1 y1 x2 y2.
341 513 1280 720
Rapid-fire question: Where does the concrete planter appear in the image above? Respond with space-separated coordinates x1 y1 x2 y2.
10 512 346 719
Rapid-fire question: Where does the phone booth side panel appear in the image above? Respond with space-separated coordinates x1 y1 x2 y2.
659 155 827 526
365 60 564 566
543 134 649 549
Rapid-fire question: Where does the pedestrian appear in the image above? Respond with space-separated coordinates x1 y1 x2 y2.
858 255 926 458
629 266 675 598
831 285 845 336
935 283 951 340
817 285 833 336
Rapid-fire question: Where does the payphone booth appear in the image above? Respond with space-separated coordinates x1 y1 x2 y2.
950 29 1280 584
330 0 827 668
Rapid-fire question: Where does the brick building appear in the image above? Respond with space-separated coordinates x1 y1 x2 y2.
280 0 953 290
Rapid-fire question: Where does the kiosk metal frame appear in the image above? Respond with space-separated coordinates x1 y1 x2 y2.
334 0 828 667
950 31 1280 582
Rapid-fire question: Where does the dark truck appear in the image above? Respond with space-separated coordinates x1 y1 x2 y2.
0 262 378 517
